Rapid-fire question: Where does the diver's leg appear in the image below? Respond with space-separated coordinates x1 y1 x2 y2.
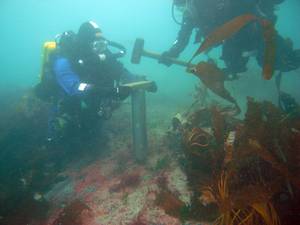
274 35 300 72
221 37 249 80
257 34 300 72
46 104 59 142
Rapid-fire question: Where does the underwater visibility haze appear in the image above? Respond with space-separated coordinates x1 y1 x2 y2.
0 0 300 225
0 0 299 104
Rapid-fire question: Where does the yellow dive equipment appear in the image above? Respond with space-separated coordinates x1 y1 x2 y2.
40 41 56 80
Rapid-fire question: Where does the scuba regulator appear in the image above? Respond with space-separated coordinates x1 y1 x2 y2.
91 37 127 62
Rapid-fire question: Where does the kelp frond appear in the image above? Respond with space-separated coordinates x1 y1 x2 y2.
202 171 281 225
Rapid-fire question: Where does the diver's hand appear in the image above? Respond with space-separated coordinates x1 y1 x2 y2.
115 86 131 100
158 51 174 67
147 81 158 93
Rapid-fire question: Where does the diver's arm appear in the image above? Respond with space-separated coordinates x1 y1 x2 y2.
53 57 119 97
167 13 195 57
159 13 194 66
53 57 86 96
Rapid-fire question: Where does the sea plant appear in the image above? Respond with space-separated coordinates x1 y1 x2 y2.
201 172 281 225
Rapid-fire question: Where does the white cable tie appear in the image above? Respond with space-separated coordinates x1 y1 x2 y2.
78 83 88 91
98 54 107 61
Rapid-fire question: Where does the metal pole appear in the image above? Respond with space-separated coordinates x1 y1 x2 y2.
131 89 147 162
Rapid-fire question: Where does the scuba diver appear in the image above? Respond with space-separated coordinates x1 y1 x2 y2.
160 0 300 80
275 72 299 115
279 91 299 114
36 21 140 142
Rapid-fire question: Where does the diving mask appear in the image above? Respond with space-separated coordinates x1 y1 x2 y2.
92 38 108 54
172 0 188 25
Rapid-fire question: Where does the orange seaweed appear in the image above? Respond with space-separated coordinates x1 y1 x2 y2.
189 14 257 62
109 172 141 193
52 200 90 225
181 97 299 224
202 172 281 225
259 19 277 80
248 139 300 189
191 61 238 107
156 188 185 218
211 107 225 145
189 14 277 80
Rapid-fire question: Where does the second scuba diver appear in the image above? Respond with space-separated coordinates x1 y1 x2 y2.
159 0 300 80
36 21 144 142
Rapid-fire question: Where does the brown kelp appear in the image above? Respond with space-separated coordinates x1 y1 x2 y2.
109 172 141 193
189 61 240 112
190 14 257 60
175 96 300 224
155 188 186 219
52 200 91 225
202 172 281 225
260 19 277 80
155 174 186 219
189 14 277 80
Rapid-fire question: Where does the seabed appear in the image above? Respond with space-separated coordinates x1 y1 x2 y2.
0 88 300 225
